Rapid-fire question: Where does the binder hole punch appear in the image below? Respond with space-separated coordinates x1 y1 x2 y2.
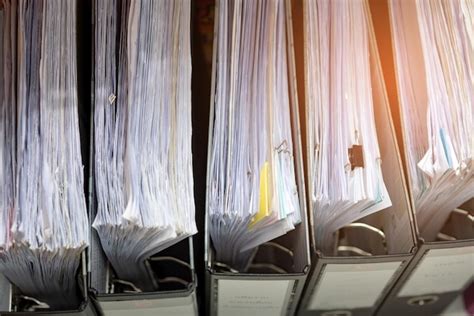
320 310 352 316
407 295 439 306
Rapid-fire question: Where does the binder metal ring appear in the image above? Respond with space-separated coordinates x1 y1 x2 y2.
320 310 352 316
336 245 372 256
260 241 295 258
148 256 192 270
248 263 288 274
15 295 50 311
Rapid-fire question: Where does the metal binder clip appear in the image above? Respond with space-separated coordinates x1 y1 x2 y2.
14 295 50 312
335 223 387 256
348 145 364 170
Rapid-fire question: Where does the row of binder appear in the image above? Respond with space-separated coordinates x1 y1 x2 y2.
1 0 473 315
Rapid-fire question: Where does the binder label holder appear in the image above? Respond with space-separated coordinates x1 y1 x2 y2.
398 246 474 298
294 0 418 315
217 279 293 316
96 291 197 316
205 0 311 315
307 262 401 311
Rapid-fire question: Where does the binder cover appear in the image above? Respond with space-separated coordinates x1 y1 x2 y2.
88 1 199 312
294 0 417 315
370 1 474 315
205 0 311 315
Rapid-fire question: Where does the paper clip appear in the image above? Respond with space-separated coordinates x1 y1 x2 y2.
275 140 291 154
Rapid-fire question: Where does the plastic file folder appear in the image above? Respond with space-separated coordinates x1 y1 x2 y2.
371 0 474 315
205 0 310 315
293 0 417 315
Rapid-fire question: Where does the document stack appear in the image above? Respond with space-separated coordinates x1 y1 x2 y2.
93 0 197 292
208 0 302 271
0 0 89 310
304 0 392 253
389 0 474 241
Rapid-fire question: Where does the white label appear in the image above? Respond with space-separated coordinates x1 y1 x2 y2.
308 261 401 310
100 293 197 316
217 279 292 316
398 246 474 297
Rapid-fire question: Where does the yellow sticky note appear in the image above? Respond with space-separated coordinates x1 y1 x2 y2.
249 162 271 228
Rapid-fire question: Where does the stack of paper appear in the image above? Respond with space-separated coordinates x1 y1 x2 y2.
208 0 301 271
305 0 392 253
93 0 197 291
0 0 89 309
389 0 474 241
